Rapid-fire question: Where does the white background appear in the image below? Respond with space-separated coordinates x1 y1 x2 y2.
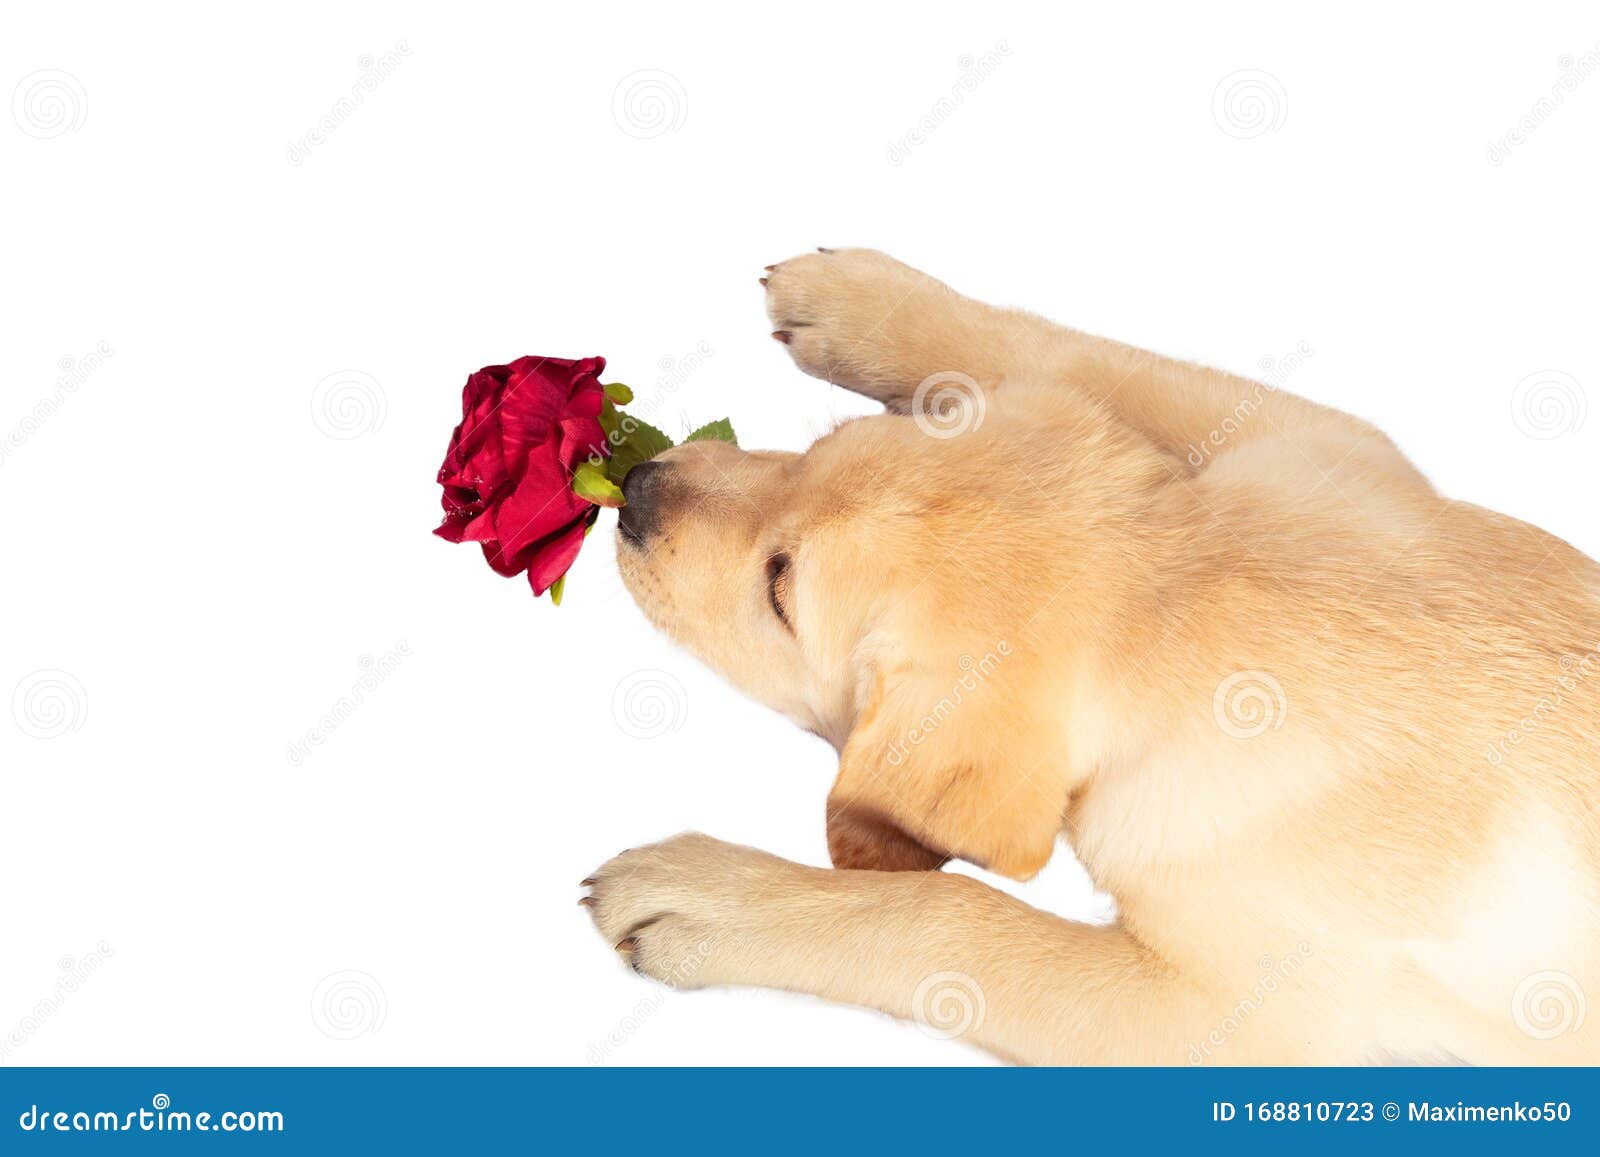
3 1 1597 1066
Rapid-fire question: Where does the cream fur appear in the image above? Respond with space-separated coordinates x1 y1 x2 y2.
583 248 1600 1065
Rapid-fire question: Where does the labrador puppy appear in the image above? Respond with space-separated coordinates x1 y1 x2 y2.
581 248 1600 1064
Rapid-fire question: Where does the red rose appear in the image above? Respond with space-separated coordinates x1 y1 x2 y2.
433 355 609 596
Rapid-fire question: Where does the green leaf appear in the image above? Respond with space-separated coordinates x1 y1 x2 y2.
572 460 625 508
604 410 675 486
548 574 566 605
684 418 737 446
603 382 634 405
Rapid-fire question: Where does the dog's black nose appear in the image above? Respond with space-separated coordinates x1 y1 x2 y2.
618 460 669 544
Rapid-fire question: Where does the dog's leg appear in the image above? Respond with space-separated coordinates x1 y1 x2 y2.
583 834 1276 1065
764 248 1424 485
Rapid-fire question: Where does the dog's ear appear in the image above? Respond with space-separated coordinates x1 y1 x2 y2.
826 795 951 872
825 648 1064 880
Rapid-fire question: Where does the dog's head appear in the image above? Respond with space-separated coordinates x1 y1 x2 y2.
616 397 1135 879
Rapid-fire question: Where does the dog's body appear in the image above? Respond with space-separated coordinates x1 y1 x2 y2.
584 249 1600 1064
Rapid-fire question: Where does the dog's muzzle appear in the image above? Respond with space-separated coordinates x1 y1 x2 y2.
617 459 670 545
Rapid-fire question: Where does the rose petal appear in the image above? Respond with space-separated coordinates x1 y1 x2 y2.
525 517 589 595
485 450 588 560
434 501 497 546
557 414 609 471
480 538 531 578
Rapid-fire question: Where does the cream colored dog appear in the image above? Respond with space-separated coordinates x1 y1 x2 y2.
581 247 1600 1064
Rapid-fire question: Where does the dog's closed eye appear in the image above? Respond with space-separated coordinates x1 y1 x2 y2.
766 552 794 632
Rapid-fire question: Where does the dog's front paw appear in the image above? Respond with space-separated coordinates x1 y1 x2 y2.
580 833 799 989
762 248 960 404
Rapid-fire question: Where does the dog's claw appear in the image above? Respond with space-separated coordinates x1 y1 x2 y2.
772 331 791 344
578 895 595 907
615 937 639 953
759 277 768 287
764 264 777 272
817 246 834 253
580 876 596 886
